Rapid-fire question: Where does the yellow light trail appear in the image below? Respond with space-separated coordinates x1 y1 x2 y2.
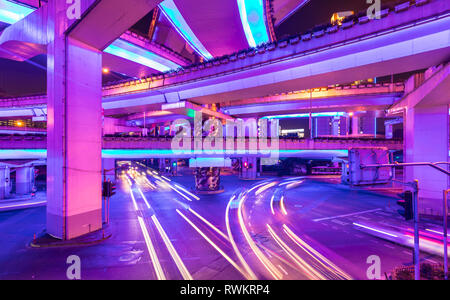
137 187 151 209
237 195 283 280
267 224 325 280
255 182 278 196
225 196 258 280
283 225 352 280
188 208 229 242
270 194 275 215
138 216 166 280
174 184 200 200
176 209 248 278
152 215 193 280
280 195 288 215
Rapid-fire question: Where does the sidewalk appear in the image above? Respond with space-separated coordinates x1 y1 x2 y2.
0 191 46 212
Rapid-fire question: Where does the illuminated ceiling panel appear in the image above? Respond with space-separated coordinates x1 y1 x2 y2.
0 0 33 24
104 39 181 73
159 0 213 60
237 0 270 47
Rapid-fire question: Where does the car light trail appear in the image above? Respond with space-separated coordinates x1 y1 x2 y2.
270 194 275 215
176 209 248 278
255 182 278 196
168 184 193 202
267 224 325 280
283 225 352 280
137 216 166 280
353 222 399 238
137 187 151 209
0 201 46 210
225 196 258 280
151 215 193 280
237 195 283 280
174 184 200 200
188 208 229 242
280 196 288 215
129 188 139 211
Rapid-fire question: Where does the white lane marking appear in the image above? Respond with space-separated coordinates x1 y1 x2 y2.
384 243 395 249
331 219 349 226
313 208 382 222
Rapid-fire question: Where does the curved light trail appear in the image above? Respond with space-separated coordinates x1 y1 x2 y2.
225 195 258 280
267 224 325 280
237 193 283 280
176 209 248 278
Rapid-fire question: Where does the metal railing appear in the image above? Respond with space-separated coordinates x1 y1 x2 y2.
361 161 450 280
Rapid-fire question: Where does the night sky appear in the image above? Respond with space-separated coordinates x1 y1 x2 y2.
276 0 401 38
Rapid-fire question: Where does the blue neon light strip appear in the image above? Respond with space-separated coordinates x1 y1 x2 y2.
237 0 270 47
104 39 181 72
0 149 348 159
0 0 34 24
159 0 213 60
262 112 346 119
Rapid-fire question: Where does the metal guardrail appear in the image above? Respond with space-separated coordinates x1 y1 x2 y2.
361 161 450 280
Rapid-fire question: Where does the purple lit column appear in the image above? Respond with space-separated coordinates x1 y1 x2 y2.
15 166 34 194
0 166 11 200
47 1 102 239
240 157 257 180
404 105 449 215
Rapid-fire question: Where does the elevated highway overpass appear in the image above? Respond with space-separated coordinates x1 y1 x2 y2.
0 135 402 159
100 1 449 109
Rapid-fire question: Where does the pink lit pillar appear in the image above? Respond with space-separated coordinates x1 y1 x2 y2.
351 115 360 135
47 2 102 239
404 105 449 216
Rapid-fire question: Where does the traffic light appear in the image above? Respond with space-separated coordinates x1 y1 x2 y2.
102 181 116 197
102 181 108 197
397 191 413 221
109 181 116 197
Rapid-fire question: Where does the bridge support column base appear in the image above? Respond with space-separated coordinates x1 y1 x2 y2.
240 157 258 180
0 166 10 200
15 166 34 194
46 1 102 240
194 167 223 193
405 104 449 216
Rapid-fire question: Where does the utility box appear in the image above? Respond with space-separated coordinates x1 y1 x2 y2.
346 147 391 185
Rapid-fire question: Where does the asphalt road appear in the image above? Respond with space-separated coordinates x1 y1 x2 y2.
0 163 444 280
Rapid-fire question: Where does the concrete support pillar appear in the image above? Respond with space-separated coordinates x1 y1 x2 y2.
351 115 360 135
16 167 34 194
240 157 257 180
46 2 102 240
331 118 340 136
102 158 116 182
361 111 377 136
404 105 449 216
385 123 393 139
0 166 11 200
159 158 167 173
314 117 331 137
